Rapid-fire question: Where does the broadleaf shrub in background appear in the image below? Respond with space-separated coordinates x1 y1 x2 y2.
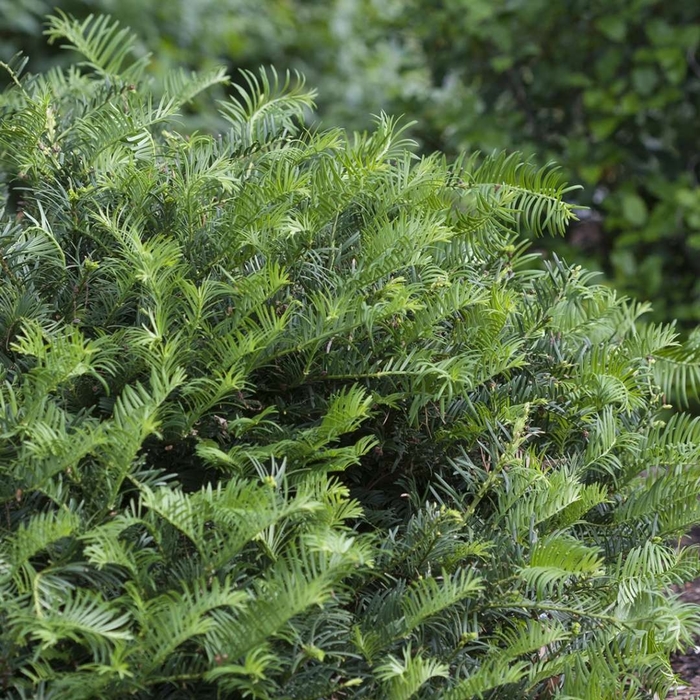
4 0 699 325
4 14 700 699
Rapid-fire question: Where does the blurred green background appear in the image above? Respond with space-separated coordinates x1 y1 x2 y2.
2 0 700 325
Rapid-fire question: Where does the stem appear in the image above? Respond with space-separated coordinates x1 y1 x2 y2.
0 249 18 286
480 600 636 631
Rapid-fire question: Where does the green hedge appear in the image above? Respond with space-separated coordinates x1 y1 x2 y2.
4 0 699 325
3 15 700 699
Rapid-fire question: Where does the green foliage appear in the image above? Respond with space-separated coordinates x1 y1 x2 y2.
397 0 700 326
5 0 699 325
2 15 700 699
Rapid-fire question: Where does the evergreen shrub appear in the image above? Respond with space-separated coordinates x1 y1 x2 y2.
4 0 700 324
3 14 700 699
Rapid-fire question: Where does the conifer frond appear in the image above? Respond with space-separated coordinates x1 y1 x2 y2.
443 656 529 699
72 94 178 162
496 618 569 659
161 66 229 109
0 52 30 91
219 67 316 147
401 569 482 633
375 646 449 700
7 510 80 587
520 535 604 597
16 589 133 652
456 151 580 236
44 11 148 81
653 340 700 407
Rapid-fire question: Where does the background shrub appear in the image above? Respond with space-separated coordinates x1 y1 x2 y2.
3 14 700 699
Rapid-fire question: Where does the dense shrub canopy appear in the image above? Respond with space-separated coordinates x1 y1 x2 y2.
3 14 700 700
5 0 699 324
